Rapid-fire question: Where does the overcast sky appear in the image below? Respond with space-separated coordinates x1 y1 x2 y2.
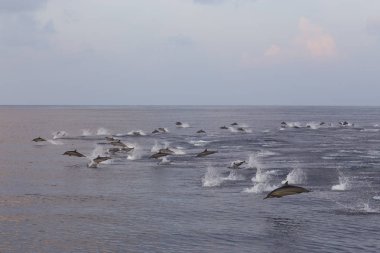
1 0 379 105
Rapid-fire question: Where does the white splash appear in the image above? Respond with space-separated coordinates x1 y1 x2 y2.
177 122 190 128
189 140 210 147
332 170 351 191
306 122 320 129
172 147 186 155
243 183 278 194
81 129 92 136
97 128 111 135
52 131 67 139
281 168 307 184
151 141 170 153
47 139 63 145
201 166 244 187
88 145 107 159
202 166 224 187
158 157 171 165
373 196 380 200
127 143 142 160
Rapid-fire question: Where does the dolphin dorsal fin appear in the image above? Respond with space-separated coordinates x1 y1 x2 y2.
74 149 77 152
205 149 208 152
284 181 288 186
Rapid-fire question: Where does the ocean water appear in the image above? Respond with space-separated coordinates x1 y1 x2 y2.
0 106 380 252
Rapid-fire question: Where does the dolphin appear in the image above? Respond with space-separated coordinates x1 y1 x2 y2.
320 122 325 126
63 149 85 157
176 122 182 126
231 122 238 126
229 160 246 169
158 128 168 133
152 129 160 134
150 152 169 159
237 127 246 132
264 181 310 199
93 155 111 164
158 148 175 155
196 149 217 157
197 129 206 134
32 137 46 142
108 147 134 154
105 136 116 141
220 126 228 129
110 140 127 147
281 121 287 126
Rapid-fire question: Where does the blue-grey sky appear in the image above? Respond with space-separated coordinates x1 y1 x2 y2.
1 0 380 105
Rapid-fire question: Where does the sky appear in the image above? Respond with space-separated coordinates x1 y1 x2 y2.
0 0 380 105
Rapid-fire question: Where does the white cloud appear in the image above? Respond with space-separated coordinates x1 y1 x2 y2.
296 17 337 58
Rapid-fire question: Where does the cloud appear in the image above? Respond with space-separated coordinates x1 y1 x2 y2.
0 0 47 13
241 18 337 68
0 0 54 48
296 17 336 58
264 44 281 57
367 16 380 35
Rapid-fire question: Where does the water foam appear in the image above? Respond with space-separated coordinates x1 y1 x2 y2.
373 196 380 200
47 139 63 145
177 122 190 128
201 166 244 187
281 168 307 184
52 131 67 139
81 129 92 136
189 140 210 147
97 128 111 135
151 141 170 153
127 143 143 160
243 183 278 194
158 157 171 165
332 170 351 191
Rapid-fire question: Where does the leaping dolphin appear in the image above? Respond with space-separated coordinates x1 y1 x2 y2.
150 152 169 159
197 129 206 134
110 140 127 147
220 126 228 129
196 149 217 157
231 122 238 126
229 160 246 169
158 148 175 155
62 149 85 157
176 122 182 126
264 181 310 199
32 137 46 142
93 155 111 164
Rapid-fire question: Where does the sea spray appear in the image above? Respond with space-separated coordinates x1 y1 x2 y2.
332 169 351 191
52 131 67 139
97 128 111 135
202 166 244 187
281 168 307 184
81 129 92 136
127 143 143 160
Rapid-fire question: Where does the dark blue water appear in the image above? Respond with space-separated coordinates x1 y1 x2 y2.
0 106 379 252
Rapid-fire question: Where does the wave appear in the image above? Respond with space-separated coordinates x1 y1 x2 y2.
151 141 170 153
281 168 307 184
189 140 211 147
177 122 190 128
47 139 63 145
373 196 380 200
158 157 171 165
52 131 67 139
306 122 321 130
81 129 92 136
360 128 380 132
332 170 351 191
201 166 244 187
336 201 380 214
243 183 278 194
97 128 111 136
